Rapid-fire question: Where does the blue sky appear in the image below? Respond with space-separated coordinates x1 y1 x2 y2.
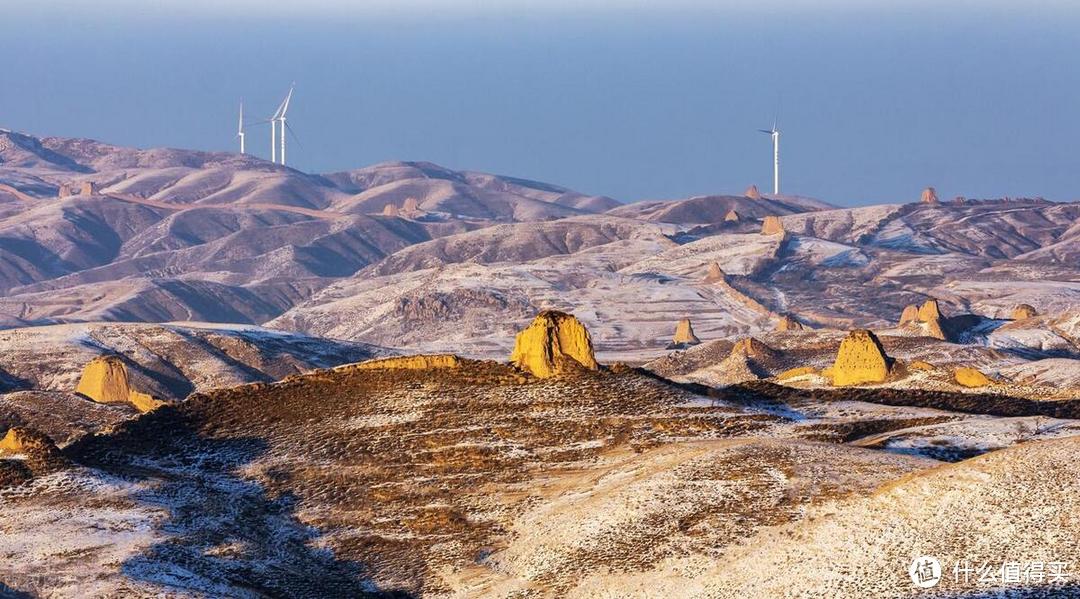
3 1 1079 205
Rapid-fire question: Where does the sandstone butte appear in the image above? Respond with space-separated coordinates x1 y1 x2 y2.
0 427 55 455
347 354 463 371
402 197 421 214
760 215 784 236
510 311 599 378
831 329 892 387
729 337 776 360
744 184 762 200
76 355 165 413
921 186 939 204
897 299 947 340
955 366 993 388
1012 304 1038 320
704 262 726 283
670 318 701 347
776 314 804 332
724 209 741 222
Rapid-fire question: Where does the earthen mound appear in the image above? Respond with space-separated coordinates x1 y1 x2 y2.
898 304 920 326
831 329 892 387
704 262 726 283
76 355 165 413
510 311 599 378
775 314 804 332
1011 304 1037 320
954 367 993 388
761 215 785 236
744 185 762 200
724 209 741 222
667 318 701 349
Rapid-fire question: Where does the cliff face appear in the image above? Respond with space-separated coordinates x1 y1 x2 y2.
831 329 891 387
510 311 599 378
75 356 164 413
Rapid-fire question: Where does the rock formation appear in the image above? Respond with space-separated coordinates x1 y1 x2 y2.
909 360 935 371
402 197 421 214
917 299 942 322
667 318 701 349
724 209 741 222
349 354 462 371
1011 304 1038 320
898 304 920 326
0 427 68 481
79 181 96 195
760 215 784 236
954 366 992 388
897 299 948 340
744 185 761 200
75 355 165 413
776 366 817 381
920 186 939 204
510 311 599 378
775 314 804 332
831 329 892 387
382 203 401 217
704 262 726 283
57 184 72 198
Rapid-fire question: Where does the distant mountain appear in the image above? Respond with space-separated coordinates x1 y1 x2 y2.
0 130 624 326
608 193 834 224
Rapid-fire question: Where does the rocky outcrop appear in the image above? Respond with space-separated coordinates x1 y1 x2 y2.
704 262 726 283
775 314 804 332
1011 304 1038 320
667 318 701 349
382 203 401 217
898 299 948 340
898 304 920 326
918 299 942 322
75 355 165 413
510 311 599 378
954 367 992 388
831 329 892 387
724 210 741 222
402 197 421 214
0 427 68 481
760 215 785 236
909 360 935 371
349 354 462 371
80 181 97 195
776 366 817 381
920 186 939 204
744 185 761 200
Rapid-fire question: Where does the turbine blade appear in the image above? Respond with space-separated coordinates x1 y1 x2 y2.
284 121 302 148
279 84 295 118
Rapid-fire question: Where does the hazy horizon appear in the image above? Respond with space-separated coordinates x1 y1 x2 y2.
4 0 1079 205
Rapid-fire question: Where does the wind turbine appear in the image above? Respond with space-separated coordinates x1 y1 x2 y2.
758 121 780 195
236 100 246 154
274 84 295 166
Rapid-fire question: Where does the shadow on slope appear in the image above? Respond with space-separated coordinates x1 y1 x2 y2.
66 406 411 598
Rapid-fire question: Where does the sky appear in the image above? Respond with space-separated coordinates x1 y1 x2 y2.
3 0 1079 206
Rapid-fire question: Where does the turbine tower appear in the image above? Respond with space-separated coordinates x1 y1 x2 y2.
274 84 295 166
237 101 246 155
758 122 780 195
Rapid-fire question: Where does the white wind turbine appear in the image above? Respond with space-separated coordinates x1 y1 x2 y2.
274 84 295 166
236 100 246 154
758 120 780 195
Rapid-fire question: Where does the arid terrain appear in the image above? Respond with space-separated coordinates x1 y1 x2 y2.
0 130 1079 597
